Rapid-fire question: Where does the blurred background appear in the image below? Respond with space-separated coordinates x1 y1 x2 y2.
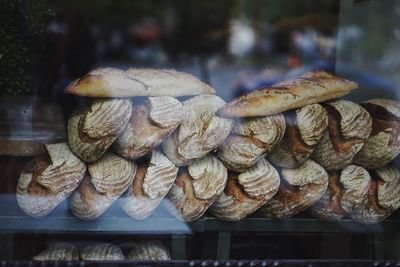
1 0 400 140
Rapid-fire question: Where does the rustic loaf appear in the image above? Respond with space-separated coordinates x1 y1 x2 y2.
209 158 280 221
68 98 131 162
65 68 215 97
167 155 227 222
311 100 372 170
269 104 328 168
162 94 233 165
70 153 136 220
217 114 285 172
114 97 183 159
217 71 358 117
259 159 328 219
353 99 400 169
120 151 178 220
17 143 86 218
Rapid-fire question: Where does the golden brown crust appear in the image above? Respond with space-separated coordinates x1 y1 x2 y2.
65 68 215 97
217 71 358 117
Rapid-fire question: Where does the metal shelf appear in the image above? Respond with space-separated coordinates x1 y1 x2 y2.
1 195 400 234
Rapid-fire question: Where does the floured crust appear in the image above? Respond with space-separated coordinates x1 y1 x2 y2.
269 104 328 168
167 155 227 222
68 98 131 162
162 95 233 165
114 97 183 159
209 159 280 221
120 151 178 220
217 114 285 172
33 243 79 261
127 241 170 260
80 243 124 260
311 100 372 170
354 99 400 169
65 68 215 97
217 71 358 117
16 143 86 218
259 159 328 219
69 153 136 220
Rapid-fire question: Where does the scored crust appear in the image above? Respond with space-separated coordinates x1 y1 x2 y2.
65 68 215 97
217 71 358 117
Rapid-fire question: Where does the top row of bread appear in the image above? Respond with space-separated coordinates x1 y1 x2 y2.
65 68 358 117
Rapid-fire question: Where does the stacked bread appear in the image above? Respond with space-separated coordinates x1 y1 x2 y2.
16 68 400 225
33 241 170 261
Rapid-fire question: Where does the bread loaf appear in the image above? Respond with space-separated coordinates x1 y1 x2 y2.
80 243 124 260
33 243 79 261
269 104 328 168
167 155 227 221
17 143 86 217
162 95 232 165
127 241 170 260
309 165 370 221
65 67 215 97
209 159 280 221
68 98 131 162
217 71 358 117
70 153 136 220
120 151 178 219
114 97 183 159
217 114 285 172
346 166 400 224
311 100 372 170
259 159 328 219
353 99 400 169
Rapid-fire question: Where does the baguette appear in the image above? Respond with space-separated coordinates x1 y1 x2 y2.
65 68 215 97
217 71 358 117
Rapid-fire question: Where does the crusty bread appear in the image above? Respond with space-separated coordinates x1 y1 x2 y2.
209 158 280 221
166 155 227 222
259 159 328 219
353 99 400 169
269 104 328 169
120 151 178 220
114 97 183 160
65 68 215 97
217 71 358 117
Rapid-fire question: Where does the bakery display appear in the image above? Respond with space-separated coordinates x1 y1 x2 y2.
209 158 280 221
120 151 178 220
70 153 136 220
17 143 86 217
68 98 132 162
13 67 400 226
217 71 358 118
162 94 232 165
33 243 80 261
127 241 171 260
65 68 215 97
167 155 227 221
80 243 124 260
259 160 328 219
269 104 328 168
353 99 400 169
311 100 372 170
217 114 286 172
114 97 183 159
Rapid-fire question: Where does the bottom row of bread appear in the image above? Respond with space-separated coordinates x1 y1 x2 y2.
34 241 170 261
16 143 400 225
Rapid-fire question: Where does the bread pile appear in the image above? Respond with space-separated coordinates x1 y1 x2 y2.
16 68 400 225
33 241 170 261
